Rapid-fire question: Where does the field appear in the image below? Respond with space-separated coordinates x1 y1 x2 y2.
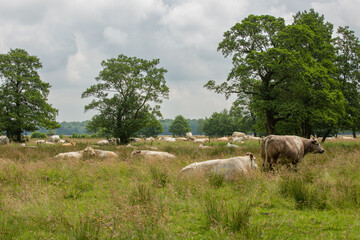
0 138 359 239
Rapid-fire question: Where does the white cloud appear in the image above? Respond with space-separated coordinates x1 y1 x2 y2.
311 0 360 34
0 0 359 122
103 27 128 46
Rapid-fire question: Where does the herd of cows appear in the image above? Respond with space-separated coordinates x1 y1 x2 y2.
0 132 329 178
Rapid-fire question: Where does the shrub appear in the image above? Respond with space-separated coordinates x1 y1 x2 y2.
31 131 47 139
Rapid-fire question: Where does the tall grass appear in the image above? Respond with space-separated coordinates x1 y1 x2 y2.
0 138 359 239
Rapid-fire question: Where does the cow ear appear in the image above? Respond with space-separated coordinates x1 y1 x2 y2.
246 152 254 160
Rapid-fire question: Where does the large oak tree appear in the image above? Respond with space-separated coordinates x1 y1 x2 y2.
205 10 346 138
0 49 59 142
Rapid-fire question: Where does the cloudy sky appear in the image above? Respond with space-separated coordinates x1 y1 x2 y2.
0 0 359 122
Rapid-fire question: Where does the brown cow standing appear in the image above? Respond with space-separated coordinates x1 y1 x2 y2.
261 135 324 170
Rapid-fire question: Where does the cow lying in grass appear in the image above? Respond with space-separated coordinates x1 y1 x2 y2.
180 153 258 180
55 147 118 159
131 150 176 159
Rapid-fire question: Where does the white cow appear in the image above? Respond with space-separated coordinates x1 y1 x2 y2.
96 139 109 145
55 151 83 159
165 137 176 143
232 137 245 143
94 149 118 158
177 137 188 141
247 136 261 141
131 150 176 159
186 132 196 140
216 137 230 142
340 136 354 140
226 142 239 148
199 144 214 149
194 138 209 143
48 135 60 143
36 140 45 145
0 136 9 145
180 153 258 180
232 132 247 141
55 146 117 159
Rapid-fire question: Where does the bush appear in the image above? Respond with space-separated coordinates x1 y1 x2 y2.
31 131 47 139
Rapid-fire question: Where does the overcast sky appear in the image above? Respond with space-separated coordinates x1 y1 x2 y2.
1 0 359 122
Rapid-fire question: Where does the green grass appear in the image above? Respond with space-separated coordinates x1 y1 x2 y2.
0 138 359 239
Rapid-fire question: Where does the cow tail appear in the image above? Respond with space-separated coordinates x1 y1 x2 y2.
261 137 267 168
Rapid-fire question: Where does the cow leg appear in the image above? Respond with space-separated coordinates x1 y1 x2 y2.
262 156 267 170
269 158 275 171
293 163 298 172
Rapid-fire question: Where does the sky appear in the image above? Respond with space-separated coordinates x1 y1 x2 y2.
0 0 359 122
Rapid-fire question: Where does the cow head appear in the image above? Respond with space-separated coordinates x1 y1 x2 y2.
310 138 325 154
83 147 97 157
131 150 142 156
246 152 258 169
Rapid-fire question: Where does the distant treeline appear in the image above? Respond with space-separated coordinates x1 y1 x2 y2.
37 121 91 135
38 119 204 136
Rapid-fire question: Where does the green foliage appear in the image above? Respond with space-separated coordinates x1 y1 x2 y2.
205 10 348 137
279 174 328 210
0 139 360 238
136 115 164 137
0 48 59 142
150 166 168 188
201 109 235 137
168 115 191 137
207 171 225 188
71 133 91 138
333 26 360 136
204 196 253 234
31 131 47 139
161 118 203 135
46 129 56 136
82 54 169 144
57 121 91 135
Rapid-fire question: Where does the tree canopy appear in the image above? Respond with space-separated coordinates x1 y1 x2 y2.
333 26 360 137
205 9 351 139
82 54 169 144
0 48 59 142
168 115 191 137
136 115 164 138
200 108 253 137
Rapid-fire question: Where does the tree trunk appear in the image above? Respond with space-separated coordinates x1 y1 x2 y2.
265 110 276 135
321 129 332 143
352 129 357 138
302 120 312 139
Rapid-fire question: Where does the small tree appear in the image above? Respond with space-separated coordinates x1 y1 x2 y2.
31 131 47 139
169 115 191 137
137 115 164 138
82 54 169 144
201 109 235 137
0 49 59 142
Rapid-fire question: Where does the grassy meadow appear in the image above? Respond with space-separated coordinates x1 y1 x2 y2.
0 137 359 239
